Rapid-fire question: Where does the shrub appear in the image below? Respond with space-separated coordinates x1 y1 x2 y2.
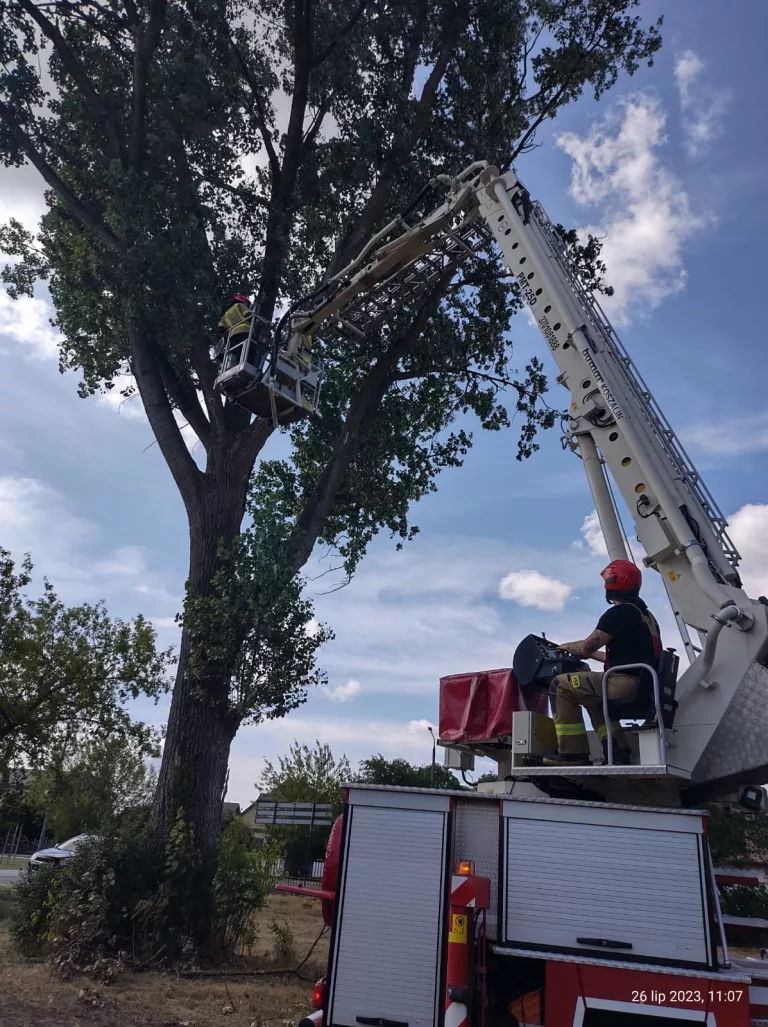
212 818 279 957
9 810 280 970
719 883 768 920
8 862 64 956
269 918 297 965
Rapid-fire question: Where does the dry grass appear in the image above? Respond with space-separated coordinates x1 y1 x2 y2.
0 890 329 1027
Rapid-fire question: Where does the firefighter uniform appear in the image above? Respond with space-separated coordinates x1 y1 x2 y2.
553 670 638 755
549 571 662 761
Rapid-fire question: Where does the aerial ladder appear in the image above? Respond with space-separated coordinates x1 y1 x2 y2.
215 161 768 807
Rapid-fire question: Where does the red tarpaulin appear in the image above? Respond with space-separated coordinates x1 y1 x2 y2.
439 668 549 742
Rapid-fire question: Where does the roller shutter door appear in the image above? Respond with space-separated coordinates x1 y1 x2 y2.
501 802 713 969
328 802 448 1027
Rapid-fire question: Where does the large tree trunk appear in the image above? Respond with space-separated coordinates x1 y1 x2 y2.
151 470 248 913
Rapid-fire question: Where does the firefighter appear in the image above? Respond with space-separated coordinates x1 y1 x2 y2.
543 560 662 766
215 293 253 368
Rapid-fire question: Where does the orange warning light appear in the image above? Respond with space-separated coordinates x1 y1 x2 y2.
456 860 474 876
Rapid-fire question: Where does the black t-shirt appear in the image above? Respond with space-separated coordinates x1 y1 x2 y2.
596 602 658 671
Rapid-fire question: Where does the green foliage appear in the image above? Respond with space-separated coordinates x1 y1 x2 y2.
182 522 334 726
269 918 297 966
26 733 158 843
213 818 279 957
0 548 173 774
356 754 462 790
9 808 275 967
706 805 768 867
719 884 768 921
258 740 351 875
260 740 351 813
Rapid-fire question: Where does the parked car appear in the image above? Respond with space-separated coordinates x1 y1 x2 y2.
27 834 93 871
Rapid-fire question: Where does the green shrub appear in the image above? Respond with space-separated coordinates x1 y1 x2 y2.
269 918 297 965
8 862 64 956
8 811 278 969
719 883 768 920
212 818 279 957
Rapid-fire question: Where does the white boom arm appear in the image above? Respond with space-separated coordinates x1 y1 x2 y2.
288 163 768 798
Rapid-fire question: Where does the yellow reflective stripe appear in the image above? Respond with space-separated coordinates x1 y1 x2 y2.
596 722 621 739
555 722 588 737
569 673 582 688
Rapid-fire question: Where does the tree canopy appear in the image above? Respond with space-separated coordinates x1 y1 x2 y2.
1 0 662 948
27 732 158 842
0 548 172 775
356 753 462 790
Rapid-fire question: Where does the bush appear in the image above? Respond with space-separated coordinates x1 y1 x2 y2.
9 816 166 974
9 811 278 969
212 819 280 957
719 883 768 920
8 862 65 956
269 918 297 965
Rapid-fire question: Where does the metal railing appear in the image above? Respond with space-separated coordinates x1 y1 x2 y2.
601 662 666 766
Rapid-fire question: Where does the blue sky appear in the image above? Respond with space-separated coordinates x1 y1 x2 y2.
2 0 767 805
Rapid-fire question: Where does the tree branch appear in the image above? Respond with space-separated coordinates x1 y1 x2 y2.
288 270 453 572
154 347 212 449
328 0 468 275
312 0 369 68
0 103 120 251
224 25 280 183
301 100 328 153
189 339 226 433
15 0 125 164
130 0 168 169
126 313 203 507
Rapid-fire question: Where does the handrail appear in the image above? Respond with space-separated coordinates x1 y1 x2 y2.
601 663 665 766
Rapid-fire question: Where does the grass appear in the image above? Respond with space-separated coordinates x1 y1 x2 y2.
0 890 328 1027
0 855 30 868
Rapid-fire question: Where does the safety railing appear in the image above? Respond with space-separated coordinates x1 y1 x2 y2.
601 662 666 766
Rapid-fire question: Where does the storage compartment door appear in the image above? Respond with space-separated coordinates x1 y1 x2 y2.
328 802 449 1027
502 805 712 968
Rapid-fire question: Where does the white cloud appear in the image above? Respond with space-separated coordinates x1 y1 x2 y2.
556 94 706 324
305 617 321 637
681 412 768 457
498 568 573 611
674 50 730 158
324 679 362 703
0 288 61 360
728 504 768 599
580 510 608 557
97 381 147 421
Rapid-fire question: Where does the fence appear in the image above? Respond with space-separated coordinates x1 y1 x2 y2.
275 859 325 891
1 825 37 863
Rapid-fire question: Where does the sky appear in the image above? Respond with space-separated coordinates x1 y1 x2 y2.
2 0 768 807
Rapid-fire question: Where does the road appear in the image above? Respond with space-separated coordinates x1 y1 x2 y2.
0 865 23 887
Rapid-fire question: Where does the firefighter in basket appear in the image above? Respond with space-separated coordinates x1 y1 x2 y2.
215 293 253 370
544 559 662 767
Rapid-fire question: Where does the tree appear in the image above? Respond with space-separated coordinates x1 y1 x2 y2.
258 740 350 874
0 549 172 775
356 754 462 790
0 0 662 941
26 732 158 842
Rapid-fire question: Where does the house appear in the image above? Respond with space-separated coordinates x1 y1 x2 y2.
222 801 241 823
238 794 271 846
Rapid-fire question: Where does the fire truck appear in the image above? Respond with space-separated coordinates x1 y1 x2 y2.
215 163 768 1025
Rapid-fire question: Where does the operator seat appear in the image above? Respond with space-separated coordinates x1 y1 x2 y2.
605 647 680 730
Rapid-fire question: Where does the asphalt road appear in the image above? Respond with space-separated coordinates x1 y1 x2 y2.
0 865 23 887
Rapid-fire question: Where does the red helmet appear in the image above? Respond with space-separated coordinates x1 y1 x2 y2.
233 293 249 303
601 559 641 592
